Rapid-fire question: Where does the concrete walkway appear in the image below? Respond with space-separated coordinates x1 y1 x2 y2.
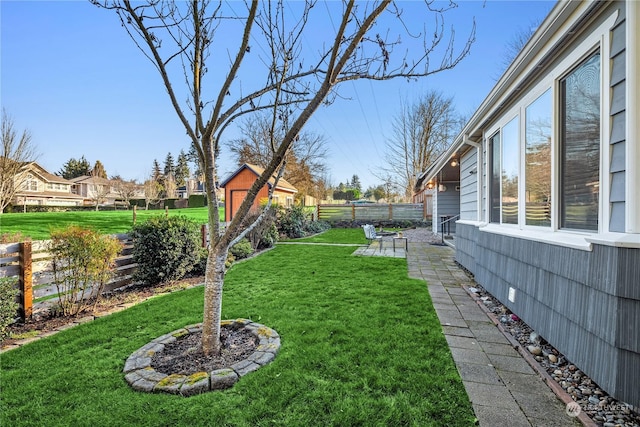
405 243 582 427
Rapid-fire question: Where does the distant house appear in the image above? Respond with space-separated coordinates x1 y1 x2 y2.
70 175 120 207
11 162 84 207
220 163 297 222
415 1 639 407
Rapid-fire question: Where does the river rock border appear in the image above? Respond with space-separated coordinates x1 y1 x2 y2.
123 318 280 396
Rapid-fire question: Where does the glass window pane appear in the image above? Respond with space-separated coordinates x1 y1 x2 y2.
561 53 600 231
489 132 501 223
501 117 519 224
525 90 552 226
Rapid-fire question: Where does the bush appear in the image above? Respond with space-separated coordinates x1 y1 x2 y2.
130 215 200 285
244 207 279 250
276 205 307 238
1 232 31 244
258 223 279 249
304 220 330 235
0 277 19 340
188 194 207 208
49 226 122 316
229 238 254 260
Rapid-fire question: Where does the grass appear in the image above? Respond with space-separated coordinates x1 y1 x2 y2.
0 242 475 426
0 207 224 240
290 228 368 244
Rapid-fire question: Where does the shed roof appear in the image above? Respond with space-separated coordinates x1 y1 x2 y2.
220 163 298 193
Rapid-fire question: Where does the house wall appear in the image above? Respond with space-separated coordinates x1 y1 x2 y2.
224 168 268 221
456 223 640 407
434 184 459 234
453 1 640 407
460 148 477 221
223 168 296 221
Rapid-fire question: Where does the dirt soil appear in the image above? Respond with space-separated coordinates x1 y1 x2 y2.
151 328 258 375
3 276 204 347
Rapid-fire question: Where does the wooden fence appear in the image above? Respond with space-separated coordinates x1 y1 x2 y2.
0 234 136 320
316 203 430 222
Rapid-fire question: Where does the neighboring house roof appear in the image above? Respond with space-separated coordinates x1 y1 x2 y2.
70 175 112 185
220 163 298 193
23 162 75 185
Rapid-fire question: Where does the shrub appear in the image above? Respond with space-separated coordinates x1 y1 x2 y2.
49 226 122 316
0 232 31 244
244 207 279 250
229 238 254 260
258 223 279 249
130 215 200 285
276 205 306 238
188 194 207 208
0 277 19 340
304 220 330 235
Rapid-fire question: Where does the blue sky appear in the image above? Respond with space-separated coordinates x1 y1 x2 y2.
1 0 554 189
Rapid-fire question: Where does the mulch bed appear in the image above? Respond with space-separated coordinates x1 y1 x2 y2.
3 276 204 347
151 328 258 375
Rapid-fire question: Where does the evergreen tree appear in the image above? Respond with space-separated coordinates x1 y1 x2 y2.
163 152 175 178
91 160 108 178
58 156 91 179
152 159 162 183
175 150 190 187
350 175 362 191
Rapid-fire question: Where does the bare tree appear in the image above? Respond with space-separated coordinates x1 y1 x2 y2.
93 0 475 355
113 178 139 208
87 177 111 211
0 110 38 214
228 114 329 201
381 91 462 200
143 178 162 210
163 174 177 199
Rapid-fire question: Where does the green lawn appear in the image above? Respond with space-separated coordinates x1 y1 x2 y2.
0 243 475 426
0 207 223 240
290 227 368 245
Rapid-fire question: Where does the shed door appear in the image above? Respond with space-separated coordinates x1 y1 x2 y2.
230 190 247 220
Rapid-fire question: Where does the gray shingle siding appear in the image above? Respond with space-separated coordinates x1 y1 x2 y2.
456 222 640 408
460 149 477 221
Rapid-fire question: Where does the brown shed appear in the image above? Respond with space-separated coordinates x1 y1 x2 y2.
220 163 298 222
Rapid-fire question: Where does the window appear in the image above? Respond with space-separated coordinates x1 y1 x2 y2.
525 90 552 226
502 118 519 224
489 132 501 223
560 52 600 231
23 174 38 191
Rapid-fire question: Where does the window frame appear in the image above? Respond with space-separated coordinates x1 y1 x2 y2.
479 10 615 244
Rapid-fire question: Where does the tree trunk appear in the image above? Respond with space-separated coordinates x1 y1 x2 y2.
201 242 227 355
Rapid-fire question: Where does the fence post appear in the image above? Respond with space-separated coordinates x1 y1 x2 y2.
201 224 208 248
19 241 33 320
133 204 137 224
